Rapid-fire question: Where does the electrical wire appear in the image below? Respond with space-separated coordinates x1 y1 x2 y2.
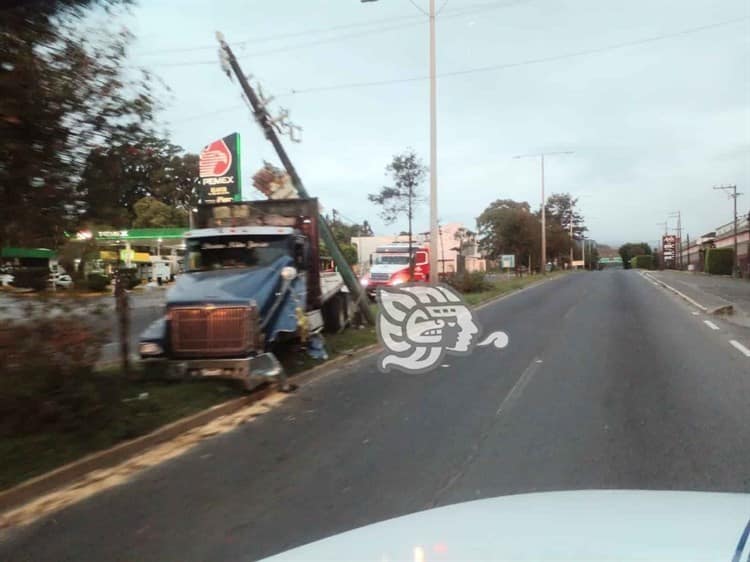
151 19 424 68
135 0 529 60
407 0 429 17
286 15 750 95
437 0 450 15
168 15 749 122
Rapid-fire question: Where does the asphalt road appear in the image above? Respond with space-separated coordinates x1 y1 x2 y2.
2 270 749 561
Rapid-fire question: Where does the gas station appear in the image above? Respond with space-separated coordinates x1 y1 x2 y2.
83 228 188 282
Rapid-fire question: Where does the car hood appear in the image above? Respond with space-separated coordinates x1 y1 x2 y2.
261 490 750 561
166 255 293 312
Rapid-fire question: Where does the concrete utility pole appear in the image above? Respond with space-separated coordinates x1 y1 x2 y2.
668 211 682 269
514 151 573 275
713 185 742 277
217 33 374 324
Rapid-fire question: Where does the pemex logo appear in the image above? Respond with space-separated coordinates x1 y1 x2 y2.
199 139 232 178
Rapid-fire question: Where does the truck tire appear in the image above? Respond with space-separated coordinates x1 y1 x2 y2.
323 294 347 333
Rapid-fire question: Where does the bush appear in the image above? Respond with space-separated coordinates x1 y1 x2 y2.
11 267 48 291
0 310 112 436
444 271 491 293
86 273 110 291
705 248 734 275
630 255 654 270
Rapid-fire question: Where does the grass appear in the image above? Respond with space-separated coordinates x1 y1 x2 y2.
461 271 565 306
0 374 244 492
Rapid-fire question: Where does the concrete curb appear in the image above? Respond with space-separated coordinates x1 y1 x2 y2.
0 391 270 514
642 272 733 315
0 344 382 515
0 273 565 515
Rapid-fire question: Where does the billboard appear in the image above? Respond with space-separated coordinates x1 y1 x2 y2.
199 133 242 204
662 234 677 267
500 254 515 269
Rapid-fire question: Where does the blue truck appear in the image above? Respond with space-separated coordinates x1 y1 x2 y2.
138 198 350 390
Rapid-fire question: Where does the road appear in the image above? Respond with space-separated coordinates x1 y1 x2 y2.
2 270 749 561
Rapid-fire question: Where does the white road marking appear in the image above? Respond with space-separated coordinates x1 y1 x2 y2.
703 320 720 330
729 340 750 357
496 359 542 416
691 311 700 316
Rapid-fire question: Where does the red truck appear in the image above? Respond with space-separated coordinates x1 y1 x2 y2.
360 242 430 298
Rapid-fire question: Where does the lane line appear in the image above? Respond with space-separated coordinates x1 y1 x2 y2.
496 358 542 416
691 311 700 316
729 340 750 358
703 320 720 331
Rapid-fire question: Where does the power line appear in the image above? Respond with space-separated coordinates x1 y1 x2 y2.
437 0 450 15
136 0 530 61
287 15 749 94
407 0 429 17
169 15 748 123
151 19 424 68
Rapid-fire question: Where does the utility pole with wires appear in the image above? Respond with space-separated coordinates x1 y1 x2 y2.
668 211 682 269
713 185 742 277
513 151 573 275
216 32 374 325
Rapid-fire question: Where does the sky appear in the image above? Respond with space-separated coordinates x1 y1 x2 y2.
111 0 748 247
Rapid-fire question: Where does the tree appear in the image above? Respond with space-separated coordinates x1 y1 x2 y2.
0 1 162 247
619 242 652 269
368 150 427 279
477 199 540 268
78 136 199 227
132 197 187 228
544 192 587 265
322 212 374 268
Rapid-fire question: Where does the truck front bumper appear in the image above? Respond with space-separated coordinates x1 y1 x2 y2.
142 353 285 391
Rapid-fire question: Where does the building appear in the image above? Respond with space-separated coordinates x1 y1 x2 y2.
678 215 749 275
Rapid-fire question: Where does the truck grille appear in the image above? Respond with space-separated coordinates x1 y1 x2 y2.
370 272 391 281
170 306 255 358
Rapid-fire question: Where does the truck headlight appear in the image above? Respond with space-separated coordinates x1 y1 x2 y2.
139 342 163 356
280 266 297 281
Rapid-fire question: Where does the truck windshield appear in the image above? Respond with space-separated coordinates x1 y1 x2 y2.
186 235 290 271
374 254 410 265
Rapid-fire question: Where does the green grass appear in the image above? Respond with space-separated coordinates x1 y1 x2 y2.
461 271 566 306
0 376 244 491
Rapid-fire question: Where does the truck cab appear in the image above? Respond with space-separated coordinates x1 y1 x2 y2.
361 243 429 298
138 198 347 390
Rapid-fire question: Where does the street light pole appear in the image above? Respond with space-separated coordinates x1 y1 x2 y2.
363 0 438 283
428 0 438 283
514 151 573 275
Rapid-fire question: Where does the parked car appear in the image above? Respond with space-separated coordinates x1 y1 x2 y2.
48 273 73 289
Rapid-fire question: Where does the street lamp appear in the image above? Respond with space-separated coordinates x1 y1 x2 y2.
513 151 574 274
363 0 439 283
157 237 162 257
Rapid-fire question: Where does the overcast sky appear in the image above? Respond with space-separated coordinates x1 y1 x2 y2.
118 0 749 247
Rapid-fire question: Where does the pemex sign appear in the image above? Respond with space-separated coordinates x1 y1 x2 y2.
199 133 242 204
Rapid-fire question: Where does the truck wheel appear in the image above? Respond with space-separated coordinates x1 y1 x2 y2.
323 294 346 333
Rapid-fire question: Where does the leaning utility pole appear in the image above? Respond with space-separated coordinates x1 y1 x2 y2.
713 185 742 277
217 33 374 324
